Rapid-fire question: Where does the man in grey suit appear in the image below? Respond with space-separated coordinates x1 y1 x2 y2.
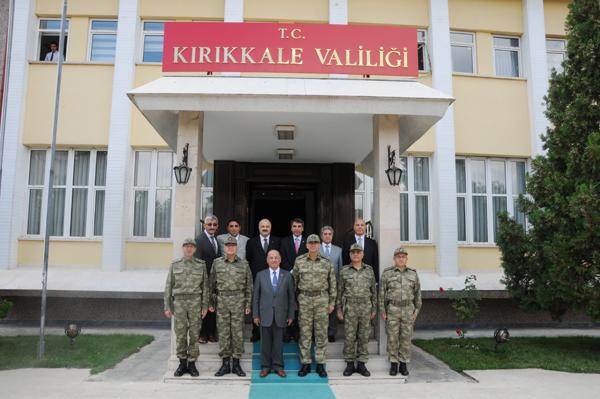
252 249 295 378
319 226 343 343
217 218 249 259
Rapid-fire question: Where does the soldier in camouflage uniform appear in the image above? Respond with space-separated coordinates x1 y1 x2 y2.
209 236 253 377
336 243 377 377
164 238 209 377
379 247 422 377
292 234 336 378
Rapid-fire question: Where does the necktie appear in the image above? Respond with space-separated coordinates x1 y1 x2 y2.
263 237 268 252
272 271 278 292
326 245 331 257
51 52 54 61
294 237 300 253
210 236 217 253
358 236 363 249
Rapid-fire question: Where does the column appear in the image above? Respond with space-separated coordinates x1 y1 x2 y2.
429 0 459 276
223 0 243 77
372 115 401 355
522 0 549 156
101 0 139 271
329 0 347 79
0 0 35 269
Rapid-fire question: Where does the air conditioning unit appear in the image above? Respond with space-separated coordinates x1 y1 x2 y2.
275 125 295 140
277 148 295 160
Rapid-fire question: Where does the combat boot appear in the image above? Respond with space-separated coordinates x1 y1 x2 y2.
356 361 371 377
316 363 328 378
298 363 310 377
389 362 398 376
343 362 355 376
214 357 231 377
187 360 199 377
232 358 246 377
399 362 409 376
174 358 188 377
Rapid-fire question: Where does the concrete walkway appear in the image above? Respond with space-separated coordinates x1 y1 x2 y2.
413 327 600 340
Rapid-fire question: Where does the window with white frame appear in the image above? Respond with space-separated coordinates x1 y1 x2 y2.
38 19 69 62
142 21 165 63
354 170 374 222
201 165 214 219
450 31 475 74
89 20 118 62
417 29 429 72
493 36 521 77
546 38 567 76
455 158 527 244
399 156 431 242
132 150 174 239
26 149 107 237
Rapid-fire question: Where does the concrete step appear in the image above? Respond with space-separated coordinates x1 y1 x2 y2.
188 340 379 356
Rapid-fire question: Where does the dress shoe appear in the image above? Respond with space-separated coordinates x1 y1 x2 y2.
298 363 310 377
343 361 355 376
316 363 328 378
187 360 199 377
389 362 398 376
214 357 231 377
250 334 260 342
399 362 409 376
174 358 188 377
259 369 270 378
356 361 370 377
276 370 287 378
283 335 291 343
328 335 336 343
208 335 218 343
198 336 207 344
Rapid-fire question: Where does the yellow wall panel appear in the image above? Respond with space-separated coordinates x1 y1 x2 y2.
544 0 570 36
23 64 113 146
348 0 428 27
407 74 435 153
402 245 436 272
37 0 118 17
245 0 328 22
131 65 168 147
18 240 102 267
66 17 88 63
126 242 173 269
140 0 224 20
453 75 531 157
449 0 523 34
458 246 501 271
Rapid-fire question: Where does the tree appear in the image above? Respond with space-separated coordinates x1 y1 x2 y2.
497 0 600 321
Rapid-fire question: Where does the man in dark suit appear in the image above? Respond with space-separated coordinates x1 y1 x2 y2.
245 218 281 341
253 249 295 378
280 218 307 270
195 215 221 343
342 218 380 282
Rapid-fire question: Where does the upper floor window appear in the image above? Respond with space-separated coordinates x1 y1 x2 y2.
399 156 431 242
451 31 475 74
354 170 374 222
493 36 521 77
38 19 69 62
89 20 118 62
546 38 566 75
417 29 429 72
142 21 165 63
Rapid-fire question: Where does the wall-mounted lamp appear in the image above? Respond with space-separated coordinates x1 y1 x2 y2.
385 145 403 186
173 143 192 184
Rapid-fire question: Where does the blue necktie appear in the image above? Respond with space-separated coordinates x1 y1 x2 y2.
272 271 278 292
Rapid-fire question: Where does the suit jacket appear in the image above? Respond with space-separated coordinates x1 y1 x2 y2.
341 234 379 282
194 232 221 273
319 243 343 277
280 235 308 271
217 233 249 259
246 235 281 279
252 268 295 328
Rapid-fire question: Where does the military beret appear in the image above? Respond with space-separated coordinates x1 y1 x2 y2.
306 234 320 243
182 238 196 247
394 247 408 256
223 235 238 245
349 243 363 252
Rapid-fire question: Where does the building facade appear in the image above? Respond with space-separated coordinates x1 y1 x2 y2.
0 0 575 328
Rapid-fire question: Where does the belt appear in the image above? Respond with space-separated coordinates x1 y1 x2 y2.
173 293 201 298
299 290 328 297
344 296 371 303
388 299 412 307
217 289 244 296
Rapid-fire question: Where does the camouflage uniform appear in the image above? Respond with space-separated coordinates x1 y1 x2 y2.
164 256 209 361
337 262 377 363
209 255 253 359
292 251 337 365
379 264 422 363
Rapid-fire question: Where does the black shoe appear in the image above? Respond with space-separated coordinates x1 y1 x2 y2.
343 361 355 376
214 357 231 377
187 360 199 377
316 363 328 378
399 362 409 376
356 361 370 377
389 362 398 376
283 335 291 343
298 364 310 377
232 358 246 377
250 334 260 342
328 335 336 343
174 359 188 377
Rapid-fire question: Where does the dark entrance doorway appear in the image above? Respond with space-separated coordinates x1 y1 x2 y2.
213 161 354 245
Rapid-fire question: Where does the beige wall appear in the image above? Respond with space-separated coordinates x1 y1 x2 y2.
140 0 224 20
544 0 570 36
18 240 102 267
458 246 502 272
131 65 168 147
125 242 173 269
449 0 523 34
348 0 428 27
37 0 119 17
245 0 328 22
403 245 436 272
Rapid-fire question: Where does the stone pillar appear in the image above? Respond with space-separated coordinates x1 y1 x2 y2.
372 115 401 355
222 0 243 77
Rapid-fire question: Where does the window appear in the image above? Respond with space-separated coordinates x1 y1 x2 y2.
132 150 174 239
38 19 69 62
26 149 107 237
493 36 521 77
456 158 527 244
546 38 566 75
201 165 214 219
354 170 374 222
89 20 118 62
417 29 429 72
142 21 165 63
399 156 431 242
450 32 475 74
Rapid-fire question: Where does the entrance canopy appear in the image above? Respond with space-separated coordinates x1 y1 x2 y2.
128 77 453 163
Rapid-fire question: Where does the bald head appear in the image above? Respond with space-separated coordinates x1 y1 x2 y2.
266 249 281 270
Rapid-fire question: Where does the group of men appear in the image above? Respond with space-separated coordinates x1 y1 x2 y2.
164 216 422 379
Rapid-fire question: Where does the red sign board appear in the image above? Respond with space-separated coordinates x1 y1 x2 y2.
162 22 418 77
